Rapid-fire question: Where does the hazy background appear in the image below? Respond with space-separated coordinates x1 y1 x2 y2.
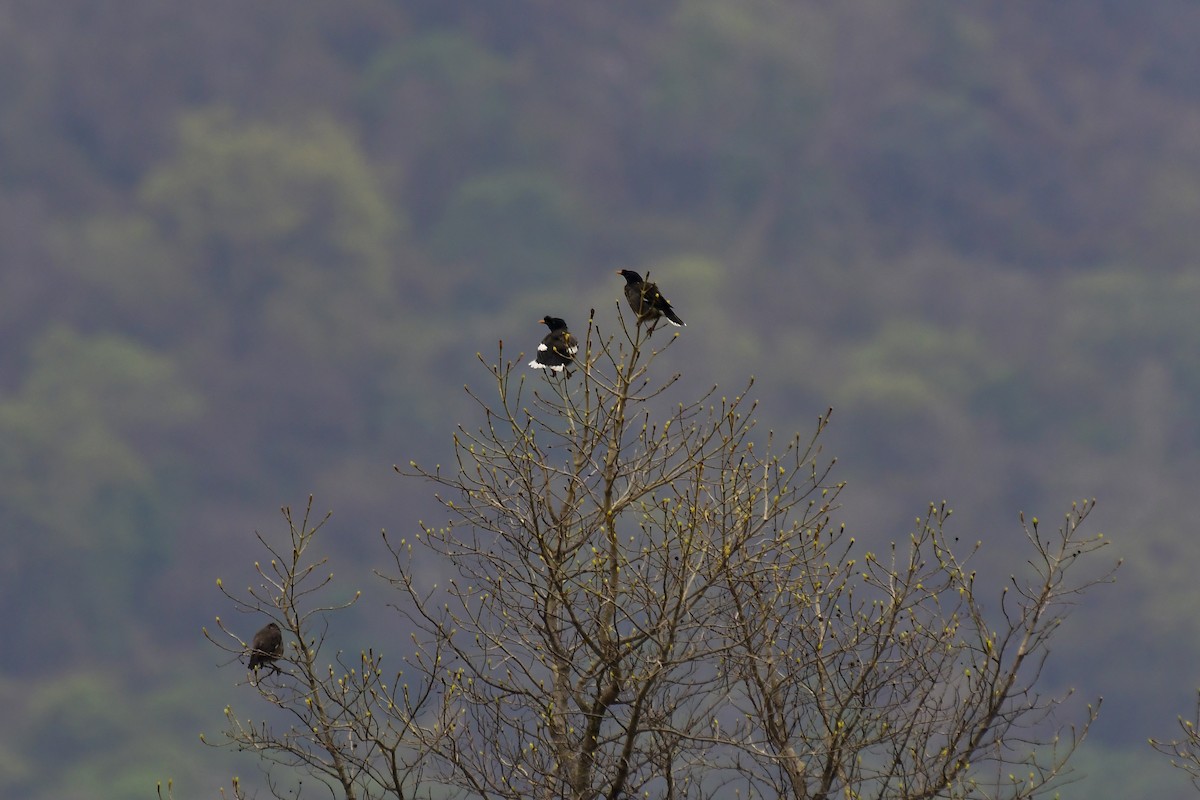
2 2 1198 797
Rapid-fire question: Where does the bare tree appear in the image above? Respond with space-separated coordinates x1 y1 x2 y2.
714 501 1113 799
389 310 844 799
207 309 1117 799
1151 692 1200 792
204 500 447 800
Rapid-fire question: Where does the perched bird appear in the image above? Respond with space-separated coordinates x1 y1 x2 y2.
247 621 284 675
528 316 578 374
617 269 685 328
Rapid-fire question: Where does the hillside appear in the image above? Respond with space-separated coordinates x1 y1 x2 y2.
1 3 1198 797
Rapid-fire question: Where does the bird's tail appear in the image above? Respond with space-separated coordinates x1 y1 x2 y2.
664 308 685 326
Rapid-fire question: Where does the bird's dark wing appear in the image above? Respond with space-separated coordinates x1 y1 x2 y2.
545 330 577 365
659 299 684 327
530 330 575 371
624 282 646 316
644 282 684 327
560 331 580 358
248 624 283 669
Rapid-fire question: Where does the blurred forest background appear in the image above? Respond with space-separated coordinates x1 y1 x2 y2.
2 1 1200 797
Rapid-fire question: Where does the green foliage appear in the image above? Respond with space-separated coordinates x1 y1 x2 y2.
140 109 398 317
1045 270 1200 450
28 672 138 756
0 326 201 543
135 109 415 385
360 30 513 134
654 0 829 137
0 327 201 667
0 669 232 800
638 254 762 374
431 168 584 303
841 319 1000 410
358 29 520 244
54 213 201 340
859 94 1011 241
1062 269 1200 370
2 2 1200 797
645 0 831 233
830 320 1005 471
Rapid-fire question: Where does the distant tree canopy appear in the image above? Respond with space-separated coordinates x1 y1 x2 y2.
138 110 400 351
0 326 202 667
3 3 1200 798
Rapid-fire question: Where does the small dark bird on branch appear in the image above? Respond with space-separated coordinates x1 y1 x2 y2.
247 621 284 675
617 269 685 328
528 316 578 375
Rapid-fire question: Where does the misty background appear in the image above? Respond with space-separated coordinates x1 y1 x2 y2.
1 2 1198 797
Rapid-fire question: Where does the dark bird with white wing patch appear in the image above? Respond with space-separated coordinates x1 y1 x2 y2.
528 316 578 375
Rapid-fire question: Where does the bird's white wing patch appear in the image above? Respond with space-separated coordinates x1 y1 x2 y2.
538 343 549 351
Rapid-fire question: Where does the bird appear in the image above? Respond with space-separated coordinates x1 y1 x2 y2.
528 316 578 374
617 269 685 328
247 621 284 675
